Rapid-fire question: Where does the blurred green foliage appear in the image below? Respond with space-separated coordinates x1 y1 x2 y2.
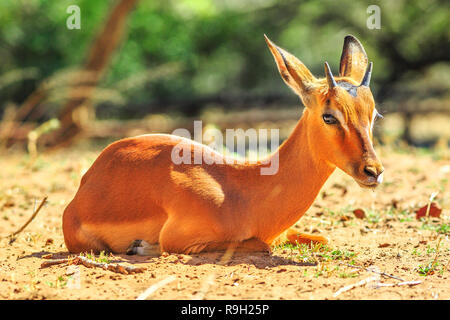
0 0 448 118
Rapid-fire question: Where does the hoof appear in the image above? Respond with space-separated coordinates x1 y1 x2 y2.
126 240 160 256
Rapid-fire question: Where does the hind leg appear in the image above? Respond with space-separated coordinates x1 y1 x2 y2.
63 207 111 253
159 221 212 254
63 208 166 254
63 224 111 254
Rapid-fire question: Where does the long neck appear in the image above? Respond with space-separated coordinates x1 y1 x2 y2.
241 110 335 242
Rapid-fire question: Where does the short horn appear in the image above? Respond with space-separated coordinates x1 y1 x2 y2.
360 62 373 87
324 62 337 88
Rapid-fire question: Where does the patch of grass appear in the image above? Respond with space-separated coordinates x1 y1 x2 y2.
380 180 397 188
276 242 357 264
415 238 447 276
323 205 353 218
314 270 324 278
25 232 42 244
435 224 450 234
386 207 414 222
328 249 356 261
365 209 381 224
296 243 325 264
420 222 449 235
426 245 437 255
399 216 414 222
46 276 68 289
412 244 445 257
81 250 112 264
416 261 445 276
338 272 358 278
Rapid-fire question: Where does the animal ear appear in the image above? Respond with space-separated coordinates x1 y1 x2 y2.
339 35 369 83
264 34 317 107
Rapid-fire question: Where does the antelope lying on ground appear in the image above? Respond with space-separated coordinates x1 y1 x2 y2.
63 35 384 255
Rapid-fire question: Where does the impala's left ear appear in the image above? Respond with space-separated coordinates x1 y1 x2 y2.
339 35 369 83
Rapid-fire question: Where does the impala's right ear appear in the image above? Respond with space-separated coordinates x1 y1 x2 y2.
264 34 316 107
339 35 369 83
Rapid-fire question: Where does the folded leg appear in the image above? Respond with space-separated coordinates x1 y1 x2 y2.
285 228 329 246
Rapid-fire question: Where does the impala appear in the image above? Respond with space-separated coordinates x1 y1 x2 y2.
63 35 384 255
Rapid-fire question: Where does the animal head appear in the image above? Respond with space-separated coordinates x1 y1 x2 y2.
265 34 384 188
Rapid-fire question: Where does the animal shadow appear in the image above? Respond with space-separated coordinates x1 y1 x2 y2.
176 251 315 269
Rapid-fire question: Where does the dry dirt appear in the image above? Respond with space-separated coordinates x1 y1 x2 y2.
0 143 448 300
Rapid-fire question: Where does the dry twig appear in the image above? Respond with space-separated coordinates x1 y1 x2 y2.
136 276 176 300
40 255 146 275
40 258 69 268
8 196 48 244
340 262 405 281
333 276 379 298
333 263 422 297
373 281 422 288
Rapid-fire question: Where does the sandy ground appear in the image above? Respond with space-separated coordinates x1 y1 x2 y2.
0 143 448 300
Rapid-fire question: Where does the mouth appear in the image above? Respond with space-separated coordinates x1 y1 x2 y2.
353 171 383 189
356 180 379 189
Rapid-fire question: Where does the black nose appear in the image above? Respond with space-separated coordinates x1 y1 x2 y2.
364 166 378 178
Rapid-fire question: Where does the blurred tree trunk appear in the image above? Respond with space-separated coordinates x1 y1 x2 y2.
402 112 414 145
41 0 138 148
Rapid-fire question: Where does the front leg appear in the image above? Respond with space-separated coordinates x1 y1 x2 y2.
272 228 328 247
286 228 329 246
159 217 271 254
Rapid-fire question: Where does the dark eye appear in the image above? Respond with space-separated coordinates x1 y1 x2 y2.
322 114 338 125
375 111 383 120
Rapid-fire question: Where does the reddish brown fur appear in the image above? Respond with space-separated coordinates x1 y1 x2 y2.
63 35 383 254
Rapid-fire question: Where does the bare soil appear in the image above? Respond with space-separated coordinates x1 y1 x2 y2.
0 144 448 300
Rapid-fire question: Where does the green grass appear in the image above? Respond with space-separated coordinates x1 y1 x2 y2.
420 222 449 234
426 245 437 255
274 242 361 279
415 238 447 276
386 207 414 222
365 209 381 224
45 276 68 289
82 250 112 264
275 242 357 265
416 261 445 276
338 272 358 278
323 205 353 218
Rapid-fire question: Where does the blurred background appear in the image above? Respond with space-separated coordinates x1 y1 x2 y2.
0 0 449 153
